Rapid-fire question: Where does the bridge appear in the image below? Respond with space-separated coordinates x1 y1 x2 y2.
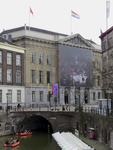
1 108 77 136
0 104 113 149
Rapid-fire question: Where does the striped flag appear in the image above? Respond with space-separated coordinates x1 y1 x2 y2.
71 10 80 19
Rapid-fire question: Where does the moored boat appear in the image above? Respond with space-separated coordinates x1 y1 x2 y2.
16 132 32 136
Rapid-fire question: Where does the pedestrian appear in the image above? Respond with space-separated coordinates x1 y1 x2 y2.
17 103 21 111
62 105 65 111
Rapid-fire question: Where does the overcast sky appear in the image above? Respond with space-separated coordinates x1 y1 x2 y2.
0 0 113 45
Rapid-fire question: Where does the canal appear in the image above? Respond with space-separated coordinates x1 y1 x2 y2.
0 131 60 150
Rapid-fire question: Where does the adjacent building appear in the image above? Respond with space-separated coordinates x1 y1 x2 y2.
0 36 25 109
99 26 113 108
0 26 102 107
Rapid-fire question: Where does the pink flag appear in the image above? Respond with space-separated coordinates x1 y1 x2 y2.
30 7 33 16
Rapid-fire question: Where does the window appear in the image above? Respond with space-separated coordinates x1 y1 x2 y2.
39 70 43 83
98 92 100 99
47 54 50 64
3 35 7 40
17 90 21 102
31 52 35 63
8 90 12 102
32 91 35 102
31 70 35 83
7 70 12 83
108 37 112 48
93 92 95 100
7 53 12 65
0 51 2 63
0 90 2 102
98 75 100 86
5 123 11 131
93 75 95 86
39 91 43 101
16 71 21 83
97 61 100 69
39 53 43 64
47 71 50 84
0 69 2 82
102 41 106 50
16 55 21 66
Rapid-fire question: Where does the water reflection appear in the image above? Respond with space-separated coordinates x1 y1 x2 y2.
0 131 60 150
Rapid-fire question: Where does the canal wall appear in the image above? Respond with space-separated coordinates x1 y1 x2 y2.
0 111 113 149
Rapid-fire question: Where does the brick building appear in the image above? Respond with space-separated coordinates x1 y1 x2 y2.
0 36 25 109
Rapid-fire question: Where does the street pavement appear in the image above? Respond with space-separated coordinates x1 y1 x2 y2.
80 134 113 150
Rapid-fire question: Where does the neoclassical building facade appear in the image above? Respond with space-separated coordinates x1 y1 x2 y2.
0 26 102 107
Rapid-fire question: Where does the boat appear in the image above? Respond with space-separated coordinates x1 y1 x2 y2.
16 131 32 136
3 141 20 147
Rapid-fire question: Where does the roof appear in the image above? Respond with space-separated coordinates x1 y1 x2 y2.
0 26 68 37
0 36 19 47
99 26 113 39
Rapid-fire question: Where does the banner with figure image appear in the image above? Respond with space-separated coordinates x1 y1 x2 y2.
59 44 93 87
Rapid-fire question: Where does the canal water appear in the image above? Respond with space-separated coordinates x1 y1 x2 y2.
0 131 60 150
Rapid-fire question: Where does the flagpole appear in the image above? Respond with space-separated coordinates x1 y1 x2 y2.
70 11 73 35
29 7 30 30
31 77 32 110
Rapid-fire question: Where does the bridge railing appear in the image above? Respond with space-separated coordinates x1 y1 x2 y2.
0 105 113 116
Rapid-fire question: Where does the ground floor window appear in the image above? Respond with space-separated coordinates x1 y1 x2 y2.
17 90 21 102
32 91 35 102
93 92 95 100
98 92 100 99
8 90 12 102
39 91 43 101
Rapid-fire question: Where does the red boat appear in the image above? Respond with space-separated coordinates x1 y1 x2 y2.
3 141 20 147
16 132 32 136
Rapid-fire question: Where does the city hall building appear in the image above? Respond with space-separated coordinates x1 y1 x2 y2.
0 25 102 107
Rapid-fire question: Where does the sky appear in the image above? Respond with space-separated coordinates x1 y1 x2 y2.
0 0 113 45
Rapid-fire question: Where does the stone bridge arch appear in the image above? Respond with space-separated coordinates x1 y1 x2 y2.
9 111 76 133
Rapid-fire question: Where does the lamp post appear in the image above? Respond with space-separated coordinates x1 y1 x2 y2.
6 93 8 113
78 92 80 110
106 89 109 116
54 97 57 111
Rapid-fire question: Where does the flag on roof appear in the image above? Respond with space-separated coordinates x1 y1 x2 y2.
71 10 80 19
30 7 33 16
100 29 103 35
106 1 110 18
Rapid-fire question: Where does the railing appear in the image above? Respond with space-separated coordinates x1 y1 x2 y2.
0 104 113 116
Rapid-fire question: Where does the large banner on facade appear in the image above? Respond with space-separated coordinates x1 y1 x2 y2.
59 44 93 87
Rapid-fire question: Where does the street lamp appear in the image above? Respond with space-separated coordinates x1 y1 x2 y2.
78 92 80 110
6 93 8 113
54 97 57 111
106 89 109 116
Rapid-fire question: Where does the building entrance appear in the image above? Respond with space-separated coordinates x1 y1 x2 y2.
64 91 68 104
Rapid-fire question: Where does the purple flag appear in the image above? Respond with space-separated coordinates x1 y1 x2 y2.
53 83 57 95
